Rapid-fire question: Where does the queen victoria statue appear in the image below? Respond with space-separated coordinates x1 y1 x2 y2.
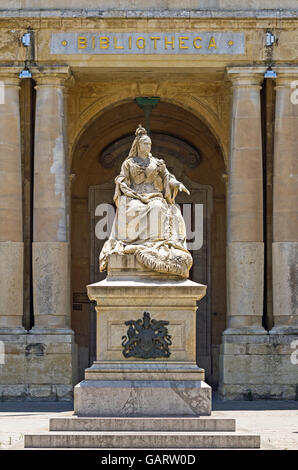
81 125 209 420
100 124 193 279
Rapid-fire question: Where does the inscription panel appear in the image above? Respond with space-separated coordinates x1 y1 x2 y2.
51 32 245 55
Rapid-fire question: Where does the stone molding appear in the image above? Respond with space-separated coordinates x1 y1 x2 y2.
29 327 74 335
0 66 22 87
31 65 72 87
226 66 267 88
1 9 298 19
273 66 298 86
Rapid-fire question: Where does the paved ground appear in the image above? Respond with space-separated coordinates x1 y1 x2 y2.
0 400 297 450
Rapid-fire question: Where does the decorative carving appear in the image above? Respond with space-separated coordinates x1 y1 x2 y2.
122 311 172 359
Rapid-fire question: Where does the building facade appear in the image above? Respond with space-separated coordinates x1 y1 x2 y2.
0 1 297 401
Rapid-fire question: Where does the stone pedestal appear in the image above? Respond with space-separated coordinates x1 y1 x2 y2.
24 256 260 449
74 254 211 417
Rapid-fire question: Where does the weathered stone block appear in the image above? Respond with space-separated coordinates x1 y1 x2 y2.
0 242 24 328
25 354 73 384
219 333 298 399
49 416 236 432
226 242 264 330
272 242 298 333
221 354 298 385
32 242 70 328
246 343 272 355
222 334 270 344
0 332 75 400
55 385 74 401
0 384 27 401
27 333 74 343
74 380 211 417
28 385 56 401
220 384 297 401
220 342 247 355
0 353 26 383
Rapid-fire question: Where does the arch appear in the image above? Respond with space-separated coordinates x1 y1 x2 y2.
69 89 228 169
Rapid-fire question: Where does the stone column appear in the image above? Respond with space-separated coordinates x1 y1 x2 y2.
271 68 298 335
225 67 266 334
24 67 75 401
31 67 72 333
219 67 272 400
0 68 25 334
220 67 298 400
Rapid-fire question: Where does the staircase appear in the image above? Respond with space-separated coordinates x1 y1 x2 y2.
24 416 260 449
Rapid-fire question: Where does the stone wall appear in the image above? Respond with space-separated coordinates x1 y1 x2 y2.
0 332 75 401
219 334 298 400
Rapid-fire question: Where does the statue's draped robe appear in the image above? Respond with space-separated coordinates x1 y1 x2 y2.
100 155 192 278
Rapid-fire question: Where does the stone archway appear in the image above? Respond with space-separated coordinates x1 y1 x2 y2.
71 99 226 386
68 78 229 170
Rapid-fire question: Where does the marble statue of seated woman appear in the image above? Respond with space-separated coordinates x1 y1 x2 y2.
99 124 193 278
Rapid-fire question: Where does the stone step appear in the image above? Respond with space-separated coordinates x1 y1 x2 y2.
49 417 236 432
24 431 260 449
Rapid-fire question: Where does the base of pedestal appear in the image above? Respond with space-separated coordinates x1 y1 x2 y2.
74 378 211 417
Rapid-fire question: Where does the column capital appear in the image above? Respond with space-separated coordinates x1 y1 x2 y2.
273 66 298 87
226 66 266 88
0 66 22 86
31 65 72 88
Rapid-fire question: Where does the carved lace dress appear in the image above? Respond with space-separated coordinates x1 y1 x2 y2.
99 154 192 278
